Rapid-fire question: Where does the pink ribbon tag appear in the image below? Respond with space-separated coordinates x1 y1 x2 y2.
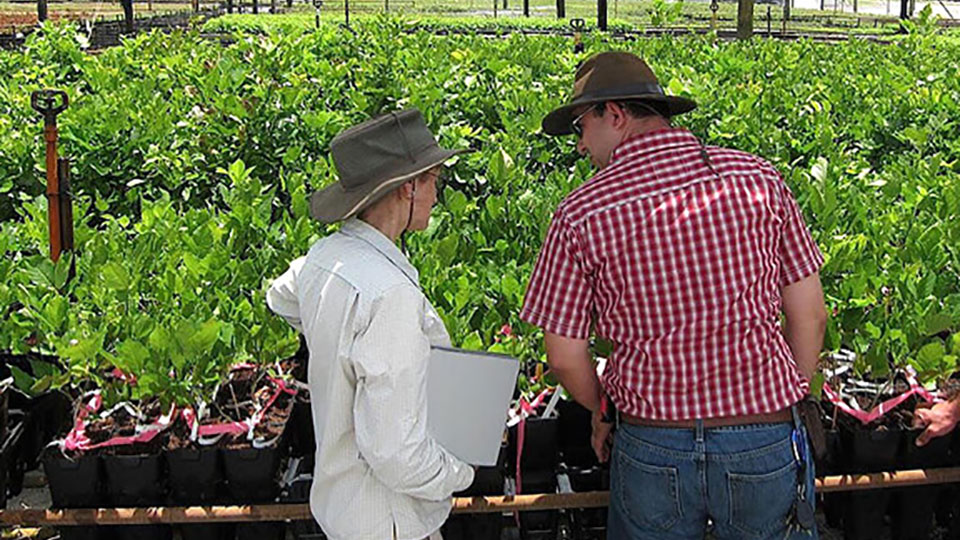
823 368 934 425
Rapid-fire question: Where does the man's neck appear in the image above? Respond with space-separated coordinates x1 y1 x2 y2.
623 116 672 140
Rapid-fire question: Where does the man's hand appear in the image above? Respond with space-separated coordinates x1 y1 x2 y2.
914 400 960 446
591 410 614 463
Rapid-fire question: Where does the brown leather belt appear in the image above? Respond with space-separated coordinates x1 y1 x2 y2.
620 408 793 428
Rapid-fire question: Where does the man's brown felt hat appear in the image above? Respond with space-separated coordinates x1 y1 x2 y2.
542 51 697 136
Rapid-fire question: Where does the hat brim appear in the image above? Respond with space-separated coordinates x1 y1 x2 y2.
542 94 698 136
309 146 469 224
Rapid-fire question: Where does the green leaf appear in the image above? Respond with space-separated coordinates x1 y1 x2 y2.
8 365 36 395
101 262 131 290
485 195 504 221
183 319 222 356
41 295 68 331
925 311 954 336
446 190 468 216
149 325 172 353
437 234 459 267
461 331 484 351
115 340 151 373
501 274 522 302
915 341 946 373
810 372 825 400
61 333 105 363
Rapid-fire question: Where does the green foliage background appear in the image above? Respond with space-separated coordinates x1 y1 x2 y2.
1 17 959 406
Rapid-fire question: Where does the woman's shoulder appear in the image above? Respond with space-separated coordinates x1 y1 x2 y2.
304 232 417 298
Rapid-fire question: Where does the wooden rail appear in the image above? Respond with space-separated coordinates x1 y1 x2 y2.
4 467 960 526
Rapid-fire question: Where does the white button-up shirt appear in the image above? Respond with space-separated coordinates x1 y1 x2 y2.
266 218 475 540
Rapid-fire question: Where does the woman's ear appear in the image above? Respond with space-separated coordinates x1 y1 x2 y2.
396 181 415 200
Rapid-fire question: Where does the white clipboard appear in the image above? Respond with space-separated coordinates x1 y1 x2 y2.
427 346 520 466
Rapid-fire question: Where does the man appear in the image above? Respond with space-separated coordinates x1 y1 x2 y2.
267 110 474 540
520 51 827 539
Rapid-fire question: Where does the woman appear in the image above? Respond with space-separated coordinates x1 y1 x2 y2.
266 109 475 540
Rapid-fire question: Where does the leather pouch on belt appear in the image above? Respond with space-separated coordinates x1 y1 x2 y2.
797 395 827 465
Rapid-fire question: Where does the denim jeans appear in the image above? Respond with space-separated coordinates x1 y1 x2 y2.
607 419 818 540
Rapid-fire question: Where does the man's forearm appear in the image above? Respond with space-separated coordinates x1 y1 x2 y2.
551 361 604 413
784 317 825 381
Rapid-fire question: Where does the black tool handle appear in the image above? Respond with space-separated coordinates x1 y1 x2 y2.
30 89 69 126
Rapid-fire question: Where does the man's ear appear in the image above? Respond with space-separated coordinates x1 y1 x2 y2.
608 102 628 129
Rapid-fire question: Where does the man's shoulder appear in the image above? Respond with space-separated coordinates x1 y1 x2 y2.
707 145 780 179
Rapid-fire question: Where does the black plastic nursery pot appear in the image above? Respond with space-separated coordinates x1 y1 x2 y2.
223 446 284 540
167 447 234 540
820 429 845 530
282 461 326 540
235 521 286 540
507 417 560 476
891 429 953 540
167 447 222 503
287 400 316 459
222 446 281 501
42 452 105 540
517 468 559 538
444 453 507 540
942 429 960 539
557 399 597 468
565 465 609 536
102 453 171 540
842 427 901 540
0 390 9 508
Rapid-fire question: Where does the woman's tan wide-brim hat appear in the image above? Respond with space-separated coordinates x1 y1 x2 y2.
542 51 698 136
310 109 471 223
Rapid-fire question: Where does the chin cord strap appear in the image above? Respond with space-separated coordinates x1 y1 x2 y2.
399 180 417 255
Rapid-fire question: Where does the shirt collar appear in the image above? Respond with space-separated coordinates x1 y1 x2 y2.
340 218 420 287
607 127 702 168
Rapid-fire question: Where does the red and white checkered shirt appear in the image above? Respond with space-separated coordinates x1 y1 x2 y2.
520 128 823 421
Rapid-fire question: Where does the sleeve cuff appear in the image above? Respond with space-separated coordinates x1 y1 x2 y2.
519 308 590 339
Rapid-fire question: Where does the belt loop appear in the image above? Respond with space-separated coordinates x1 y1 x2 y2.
695 419 704 443
790 405 802 430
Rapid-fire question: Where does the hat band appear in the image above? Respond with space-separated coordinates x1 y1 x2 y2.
576 82 665 102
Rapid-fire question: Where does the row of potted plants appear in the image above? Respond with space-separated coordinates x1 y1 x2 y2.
38 361 301 540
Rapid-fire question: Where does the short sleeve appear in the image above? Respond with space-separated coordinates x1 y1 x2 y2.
777 179 824 286
519 210 593 338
